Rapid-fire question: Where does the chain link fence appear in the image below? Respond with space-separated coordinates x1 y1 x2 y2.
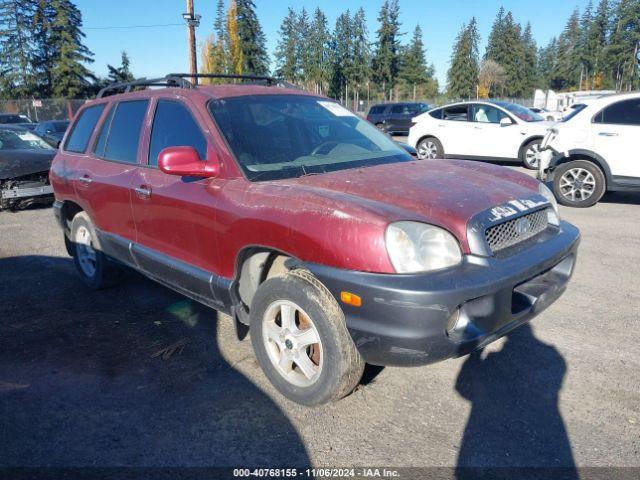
0 99 88 122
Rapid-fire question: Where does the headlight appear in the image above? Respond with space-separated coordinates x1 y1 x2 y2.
539 183 560 225
385 222 462 273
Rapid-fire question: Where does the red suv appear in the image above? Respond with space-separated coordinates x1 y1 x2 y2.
50 75 580 405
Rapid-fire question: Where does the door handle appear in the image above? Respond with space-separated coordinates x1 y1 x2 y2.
437 124 445 127
77 175 92 186
598 132 618 137
135 185 152 198
473 126 482 129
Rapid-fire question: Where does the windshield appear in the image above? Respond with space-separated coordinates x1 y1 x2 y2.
209 95 411 181
562 104 587 122
0 114 32 124
493 101 544 122
0 129 53 151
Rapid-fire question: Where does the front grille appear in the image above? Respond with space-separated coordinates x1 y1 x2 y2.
485 209 549 253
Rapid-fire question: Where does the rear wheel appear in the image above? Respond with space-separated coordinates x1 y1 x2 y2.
249 270 364 405
375 123 385 132
520 139 543 169
416 137 443 159
552 160 606 208
70 212 123 289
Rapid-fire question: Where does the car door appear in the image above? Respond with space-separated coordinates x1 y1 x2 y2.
590 98 640 179
130 96 221 298
436 104 473 156
63 102 139 246
468 104 519 159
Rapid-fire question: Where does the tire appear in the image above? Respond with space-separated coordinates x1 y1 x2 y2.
375 123 386 132
520 139 543 170
70 211 123 289
249 269 364 406
552 160 606 208
416 136 443 160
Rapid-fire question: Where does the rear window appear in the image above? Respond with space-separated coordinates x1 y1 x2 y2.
98 100 149 163
369 105 385 115
443 105 468 121
593 99 640 126
64 105 105 153
429 108 443 119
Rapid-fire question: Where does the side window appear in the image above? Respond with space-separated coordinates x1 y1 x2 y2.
472 104 507 124
594 99 640 126
93 104 115 157
443 105 469 121
101 100 149 163
148 100 207 166
64 104 105 153
369 106 383 115
429 108 443 119
391 105 404 114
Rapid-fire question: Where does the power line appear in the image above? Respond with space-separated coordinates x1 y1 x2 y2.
85 23 183 30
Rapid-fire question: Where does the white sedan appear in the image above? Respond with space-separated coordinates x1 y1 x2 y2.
408 100 556 169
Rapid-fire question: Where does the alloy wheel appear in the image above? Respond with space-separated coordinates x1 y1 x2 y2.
559 167 596 202
525 143 541 168
262 299 323 388
75 225 97 278
417 140 438 159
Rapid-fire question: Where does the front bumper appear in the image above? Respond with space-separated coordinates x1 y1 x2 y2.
1 184 53 200
307 221 580 366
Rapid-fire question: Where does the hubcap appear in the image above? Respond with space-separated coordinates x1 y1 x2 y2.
75 225 97 277
525 143 541 168
559 168 596 202
417 140 438 159
262 300 323 388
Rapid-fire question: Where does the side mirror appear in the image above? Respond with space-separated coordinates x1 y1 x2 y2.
500 117 514 127
158 146 219 178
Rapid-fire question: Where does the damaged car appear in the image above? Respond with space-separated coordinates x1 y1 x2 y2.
0 126 56 211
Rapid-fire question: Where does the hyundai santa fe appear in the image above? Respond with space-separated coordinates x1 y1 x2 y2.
50 74 580 405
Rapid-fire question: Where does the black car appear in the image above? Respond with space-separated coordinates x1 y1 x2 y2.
0 113 37 131
366 102 430 135
0 126 56 210
33 120 70 147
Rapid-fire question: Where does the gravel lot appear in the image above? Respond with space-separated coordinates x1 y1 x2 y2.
0 167 638 476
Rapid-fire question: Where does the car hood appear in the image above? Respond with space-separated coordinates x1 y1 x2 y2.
0 149 56 180
277 159 541 248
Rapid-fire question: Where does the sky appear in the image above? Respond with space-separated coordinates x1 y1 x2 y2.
76 0 592 88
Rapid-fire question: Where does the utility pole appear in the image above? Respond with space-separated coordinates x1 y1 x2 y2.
183 0 201 85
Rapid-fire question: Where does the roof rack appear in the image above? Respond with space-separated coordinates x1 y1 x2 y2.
96 73 302 99
96 75 193 99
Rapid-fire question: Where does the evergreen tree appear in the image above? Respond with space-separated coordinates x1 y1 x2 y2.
484 7 506 63
521 23 538 96
296 7 312 84
350 7 370 106
372 0 402 100
329 10 353 101
236 0 268 75
552 8 582 90
226 0 242 74
538 38 558 89
447 18 479 98
576 1 595 88
399 25 429 100
107 51 133 84
606 0 640 91
31 0 56 96
307 8 330 94
0 0 35 98
587 0 612 88
484 9 527 96
209 0 228 76
49 0 94 98
274 7 298 81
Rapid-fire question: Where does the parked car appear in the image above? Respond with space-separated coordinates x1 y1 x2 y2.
34 120 70 147
0 113 37 131
530 107 563 122
0 126 56 210
50 74 580 406
408 101 556 169
539 92 640 207
366 102 430 135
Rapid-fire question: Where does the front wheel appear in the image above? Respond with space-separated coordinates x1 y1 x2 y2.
416 137 443 159
520 139 543 170
552 160 606 208
249 270 364 406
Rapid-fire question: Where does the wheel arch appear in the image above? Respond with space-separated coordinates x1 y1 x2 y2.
518 135 544 157
551 149 612 187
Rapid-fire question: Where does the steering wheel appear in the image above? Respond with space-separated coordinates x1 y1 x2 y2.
311 141 340 156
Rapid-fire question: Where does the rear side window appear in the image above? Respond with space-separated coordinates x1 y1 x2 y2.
429 108 443 119
593 99 640 126
64 104 105 153
148 100 207 166
100 100 149 163
93 105 116 157
443 105 469 121
369 106 385 115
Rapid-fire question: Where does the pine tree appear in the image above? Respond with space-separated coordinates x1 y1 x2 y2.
538 38 558 89
372 0 402 100
274 8 298 81
329 10 353 101
236 0 268 75
30 0 56 96
49 0 94 98
484 7 506 63
209 0 228 77
587 0 612 88
107 51 133 84
447 18 479 99
226 0 243 74
399 25 429 100
606 0 640 91
521 23 538 96
308 8 330 94
0 0 35 98
350 7 370 106
296 7 312 85
552 8 582 90
576 1 594 89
